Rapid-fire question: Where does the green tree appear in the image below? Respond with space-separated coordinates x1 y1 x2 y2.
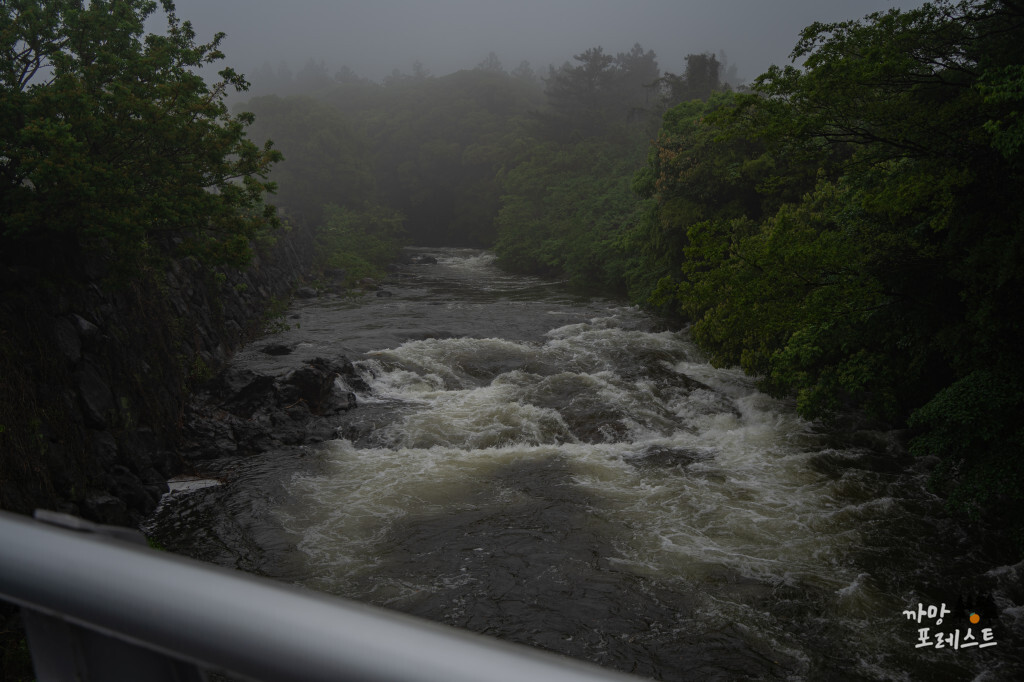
475 52 505 74
495 136 645 293
315 202 405 284
658 52 723 105
349 67 541 245
636 0 1024 546
495 44 664 289
541 44 661 140
242 95 376 227
1 0 280 268
294 58 332 93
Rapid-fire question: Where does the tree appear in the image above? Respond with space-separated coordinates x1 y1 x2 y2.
334 65 371 86
658 52 722 105
1 0 281 268
541 44 660 140
294 57 332 93
510 60 539 86
634 0 1024 546
363 68 540 245
613 43 660 118
475 52 504 73
543 47 617 138
315 202 405 284
242 95 376 227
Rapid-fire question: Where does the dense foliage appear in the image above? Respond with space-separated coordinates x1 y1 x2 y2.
351 68 542 246
238 65 545 250
241 95 375 228
633 0 1024 543
492 45 729 295
1 0 281 269
494 137 644 291
315 202 406 284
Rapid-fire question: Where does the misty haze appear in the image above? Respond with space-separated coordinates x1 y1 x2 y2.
173 0 919 88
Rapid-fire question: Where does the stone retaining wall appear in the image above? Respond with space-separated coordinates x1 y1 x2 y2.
0 225 317 527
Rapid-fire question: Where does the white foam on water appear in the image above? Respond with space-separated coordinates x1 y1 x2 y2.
280 319 885 613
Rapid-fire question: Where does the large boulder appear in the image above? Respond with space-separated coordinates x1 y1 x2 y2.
207 367 278 418
184 355 364 458
278 357 359 415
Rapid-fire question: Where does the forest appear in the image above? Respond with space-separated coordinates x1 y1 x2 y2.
3 0 1023 556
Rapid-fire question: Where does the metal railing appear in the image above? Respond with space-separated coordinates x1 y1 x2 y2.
0 509 642 681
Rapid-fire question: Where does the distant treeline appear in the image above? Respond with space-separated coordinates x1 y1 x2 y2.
238 50 742 99
239 43 741 280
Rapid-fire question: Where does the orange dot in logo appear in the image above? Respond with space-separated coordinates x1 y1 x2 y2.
970 613 981 624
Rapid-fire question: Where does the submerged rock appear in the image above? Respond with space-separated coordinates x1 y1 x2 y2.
261 342 293 356
629 445 712 470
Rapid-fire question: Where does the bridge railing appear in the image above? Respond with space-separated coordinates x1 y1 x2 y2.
0 509 642 682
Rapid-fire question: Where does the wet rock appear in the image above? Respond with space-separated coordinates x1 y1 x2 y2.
261 342 293 356
331 356 371 392
111 464 157 513
183 355 364 459
117 428 159 470
149 450 182 478
53 316 81 364
356 278 380 290
75 362 116 428
208 368 277 418
279 365 331 411
230 419 278 453
279 357 361 415
631 446 711 470
82 494 132 527
72 313 100 340
92 431 119 469
328 389 358 412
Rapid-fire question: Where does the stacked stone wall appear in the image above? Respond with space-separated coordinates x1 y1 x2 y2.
0 225 317 526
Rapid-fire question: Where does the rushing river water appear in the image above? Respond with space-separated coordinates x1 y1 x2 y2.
148 248 1021 680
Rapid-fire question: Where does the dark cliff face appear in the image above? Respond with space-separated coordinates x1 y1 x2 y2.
0 225 317 527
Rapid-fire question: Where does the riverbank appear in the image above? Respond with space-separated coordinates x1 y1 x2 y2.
0 224 318 527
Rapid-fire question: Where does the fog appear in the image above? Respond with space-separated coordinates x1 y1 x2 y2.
168 0 927 86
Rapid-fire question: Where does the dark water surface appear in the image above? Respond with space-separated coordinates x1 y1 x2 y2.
147 249 1022 680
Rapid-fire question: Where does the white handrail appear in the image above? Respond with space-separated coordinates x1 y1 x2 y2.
0 510 643 681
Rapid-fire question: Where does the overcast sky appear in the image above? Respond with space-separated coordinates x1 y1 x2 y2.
167 0 928 84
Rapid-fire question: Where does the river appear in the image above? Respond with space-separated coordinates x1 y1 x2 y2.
146 248 1021 680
